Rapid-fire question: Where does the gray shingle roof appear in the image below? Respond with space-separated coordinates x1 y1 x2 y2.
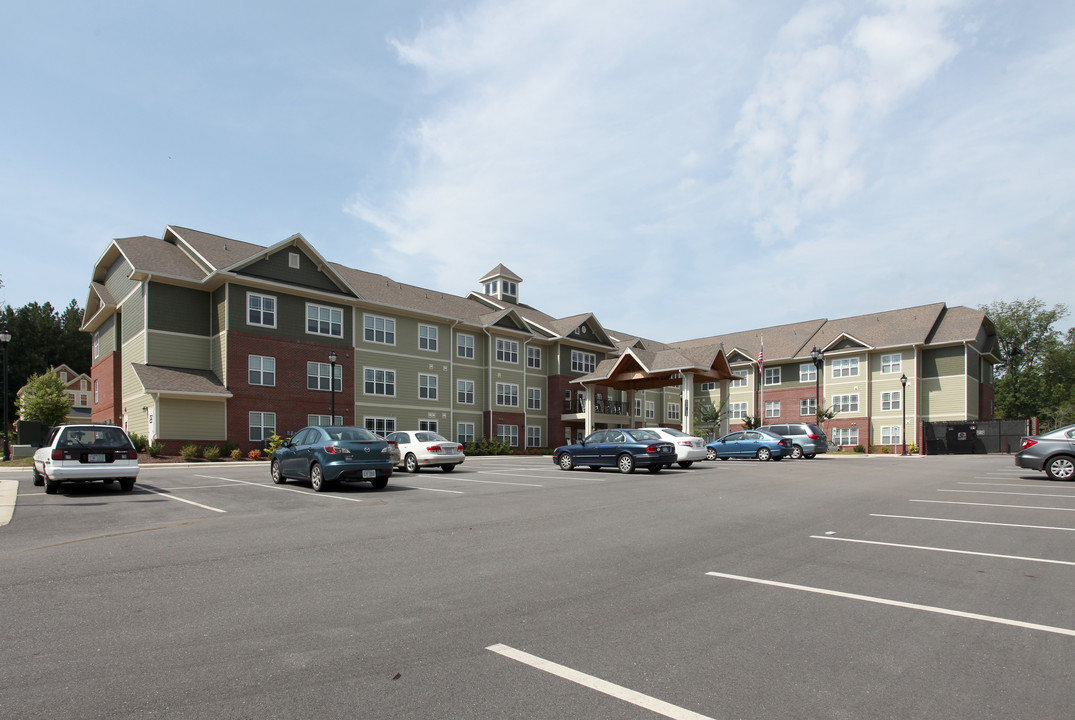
130 365 231 397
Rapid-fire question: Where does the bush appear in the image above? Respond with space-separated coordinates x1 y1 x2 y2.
854 445 866 454
463 437 514 455
128 432 148 452
248 449 263 460
880 445 891 454
907 442 919 454
148 442 164 458
203 445 221 461
222 442 238 456
230 448 243 461
265 434 284 458
180 443 202 461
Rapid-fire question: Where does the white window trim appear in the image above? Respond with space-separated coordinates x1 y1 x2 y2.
418 373 438 400
764 367 781 386
363 313 396 345
496 382 520 407
800 363 816 382
457 333 475 359
457 379 475 404
419 324 439 352
247 292 277 329
307 361 341 392
880 353 902 374
363 367 396 397
249 355 276 387
496 338 519 364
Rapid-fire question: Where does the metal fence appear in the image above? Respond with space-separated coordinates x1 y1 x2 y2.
922 419 1030 455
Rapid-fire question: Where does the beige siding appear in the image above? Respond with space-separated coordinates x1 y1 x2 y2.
920 376 965 420
124 393 152 437
159 399 227 441
211 334 226 380
147 331 211 370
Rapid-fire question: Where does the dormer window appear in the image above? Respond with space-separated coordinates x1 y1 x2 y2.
484 280 498 295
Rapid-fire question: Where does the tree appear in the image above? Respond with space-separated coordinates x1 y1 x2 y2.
694 398 727 440
17 370 72 427
980 298 1070 420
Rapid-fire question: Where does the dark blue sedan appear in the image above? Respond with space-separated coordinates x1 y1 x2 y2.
553 428 678 474
270 426 395 491
706 430 790 461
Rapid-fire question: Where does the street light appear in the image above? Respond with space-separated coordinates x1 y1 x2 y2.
328 350 338 424
1 330 10 462
810 346 824 424
900 373 908 455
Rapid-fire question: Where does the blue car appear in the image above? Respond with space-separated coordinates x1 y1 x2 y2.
706 430 790 461
553 428 678 474
271 426 395 491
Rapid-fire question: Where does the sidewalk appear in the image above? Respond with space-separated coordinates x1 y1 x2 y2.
0 479 16 527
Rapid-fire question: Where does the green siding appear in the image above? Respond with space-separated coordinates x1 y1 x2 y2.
921 376 965 420
967 348 981 381
103 257 137 304
147 331 211 370
159 398 226 441
212 287 227 335
97 315 118 356
236 247 343 293
229 284 352 344
148 283 211 335
120 289 145 342
211 334 225 380
923 346 965 377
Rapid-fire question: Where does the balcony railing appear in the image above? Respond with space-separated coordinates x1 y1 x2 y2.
563 399 630 416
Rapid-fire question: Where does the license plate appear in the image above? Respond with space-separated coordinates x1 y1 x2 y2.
362 469 376 479
88 454 106 463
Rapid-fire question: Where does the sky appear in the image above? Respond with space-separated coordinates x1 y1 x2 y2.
2 0 1074 343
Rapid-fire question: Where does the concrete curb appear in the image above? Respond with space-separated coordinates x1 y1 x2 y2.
0 479 17 527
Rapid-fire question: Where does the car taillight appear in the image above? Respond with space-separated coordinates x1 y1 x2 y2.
51 449 66 461
807 433 819 439
324 445 344 454
426 445 442 452
116 450 135 460
1020 439 1037 450
645 445 659 453
676 440 691 447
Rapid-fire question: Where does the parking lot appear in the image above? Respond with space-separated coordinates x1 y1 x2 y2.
1 454 1073 719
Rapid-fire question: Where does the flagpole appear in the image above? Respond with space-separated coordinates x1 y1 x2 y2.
758 335 764 426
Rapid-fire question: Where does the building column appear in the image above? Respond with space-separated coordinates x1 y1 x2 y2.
584 384 595 435
681 371 695 434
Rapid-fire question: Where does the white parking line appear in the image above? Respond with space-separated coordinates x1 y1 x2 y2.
138 485 227 513
705 572 1075 637
910 499 1075 512
871 514 1075 532
450 475 543 487
395 485 464 494
810 534 1075 566
195 475 364 502
486 644 715 720
965 481 1075 489
940 489 1075 499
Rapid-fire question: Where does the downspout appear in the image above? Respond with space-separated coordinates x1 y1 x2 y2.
449 320 460 441
522 337 531 449
483 328 494 441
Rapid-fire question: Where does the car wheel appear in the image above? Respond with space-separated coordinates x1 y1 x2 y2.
790 445 804 460
405 453 420 473
44 475 59 494
119 479 135 491
617 454 636 474
705 448 717 461
32 464 44 487
757 447 772 461
678 461 693 469
371 477 389 489
647 465 662 473
441 464 456 473
310 463 328 492
1045 455 1075 481
558 453 575 471
270 459 287 484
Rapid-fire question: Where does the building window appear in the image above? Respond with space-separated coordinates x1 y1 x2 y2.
527 346 541 368
881 391 901 411
831 427 859 446
484 280 498 295
832 358 859 378
503 281 517 296
800 398 816 416
419 420 438 432
247 293 276 328
457 422 475 445
731 369 748 387
419 374 438 400
881 426 902 445
93 380 99 404
764 367 781 385
496 383 519 407
419 325 438 351
527 426 542 448
527 387 541 410
765 400 780 418
457 333 475 359
363 314 395 345
667 402 680 421
571 350 596 374
250 411 276 442
308 414 342 426
308 362 341 392
457 379 475 404
635 398 642 417
306 303 343 337
497 424 519 446
832 394 859 413
699 382 715 392
645 401 655 420
881 354 902 374
800 363 816 382
496 339 519 363
365 417 396 436
364 368 396 396
93 332 100 359
249 355 276 386
729 402 748 419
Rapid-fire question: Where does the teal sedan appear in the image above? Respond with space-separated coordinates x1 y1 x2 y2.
271 426 394 491
706 430 790 461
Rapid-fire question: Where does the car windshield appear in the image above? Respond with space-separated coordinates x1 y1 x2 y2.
58 427 131 449
415 432 448 443
660 428 690 437
630 429 660 441
329 428 379 442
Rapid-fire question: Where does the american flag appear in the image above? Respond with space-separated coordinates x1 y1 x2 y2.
758 337 764 369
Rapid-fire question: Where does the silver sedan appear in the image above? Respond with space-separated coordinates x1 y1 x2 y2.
1014 423 1075 480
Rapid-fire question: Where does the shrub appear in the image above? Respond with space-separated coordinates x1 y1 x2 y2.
880 445 891 454
222 442 238 456
128 432 148 452
230 448 243 461
203 445 221 461
180 443 202 460
148 442 164 458
854 445 866 453
463 437 514 456
265 434 284 458
248 449 263 460
907 442 919 454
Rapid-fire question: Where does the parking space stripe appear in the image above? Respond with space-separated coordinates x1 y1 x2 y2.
394 485 464 494
939 489 1075 499
965 481 1075 489
138 485 227 513
871 514 1075 532
910 500 1075 512
705 572 1075 637
810 534 1075 566
486 643 715 720
195 475 364 502
451 475 543 487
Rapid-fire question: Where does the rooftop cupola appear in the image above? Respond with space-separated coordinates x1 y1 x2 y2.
478 264 522 304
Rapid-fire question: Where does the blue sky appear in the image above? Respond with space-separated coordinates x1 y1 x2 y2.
3 0 1073 343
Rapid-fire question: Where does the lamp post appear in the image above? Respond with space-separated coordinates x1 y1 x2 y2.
1 330 10 462
328 350 338 424
900 373 908 455
810 346 824 424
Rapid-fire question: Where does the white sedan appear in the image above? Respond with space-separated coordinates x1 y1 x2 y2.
645 427 708 468
33 423 139 494
385 431 465 473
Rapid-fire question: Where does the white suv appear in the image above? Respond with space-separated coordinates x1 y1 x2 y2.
32 424 140 494
645 427 708 468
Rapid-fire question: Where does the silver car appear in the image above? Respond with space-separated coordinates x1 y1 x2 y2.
32 424 139 494
1014 424 1075 480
